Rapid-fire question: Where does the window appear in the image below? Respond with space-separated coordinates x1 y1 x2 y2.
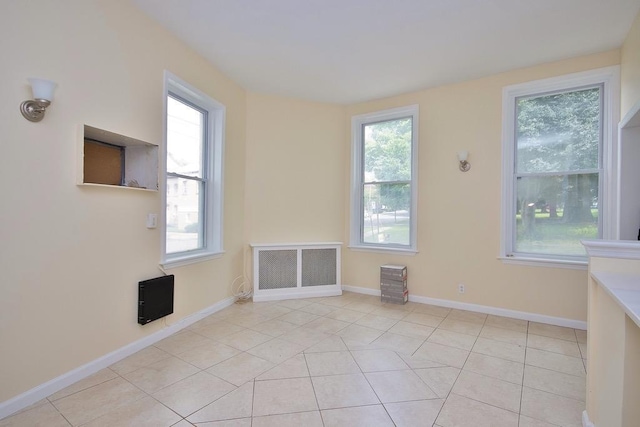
501 67 619 265
350 105 419 253
162 72 225 268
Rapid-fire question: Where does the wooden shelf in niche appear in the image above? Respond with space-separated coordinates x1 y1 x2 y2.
78 125 158 191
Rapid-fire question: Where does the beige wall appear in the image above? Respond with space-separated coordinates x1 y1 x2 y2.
343 50 621 321
245 93 346 244
0 1 246 402
622 12 640 117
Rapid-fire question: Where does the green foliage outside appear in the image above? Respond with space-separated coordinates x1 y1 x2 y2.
363 212 410 245
362 117 412 245
515 87 601 255
363 117 412 214
515 209 598 255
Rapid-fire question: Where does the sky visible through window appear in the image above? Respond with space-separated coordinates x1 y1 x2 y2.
166 96 205 254
167 96 203 178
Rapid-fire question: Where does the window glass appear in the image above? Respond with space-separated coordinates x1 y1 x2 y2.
163 72 225 267
364 118 412 182
508 84 604 259
166 95 206 255
167 96 204 178
362 182 411 245
351 106 417 252
516 87 600 174
515 173 599 256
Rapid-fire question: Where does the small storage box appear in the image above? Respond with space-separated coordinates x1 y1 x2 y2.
381 264 407 280
381 265 407 304
381 288 409 304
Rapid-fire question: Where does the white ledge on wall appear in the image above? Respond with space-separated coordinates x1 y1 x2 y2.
78 183 158 192
582 239 640 259
348 245 417 256
250 241 343 248
161 251 225 269
498 256 587 270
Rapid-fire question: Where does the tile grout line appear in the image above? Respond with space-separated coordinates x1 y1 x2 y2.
250 379 255 427
345 344 396 426
429 314 488 424
518 320 531 425
302 351 326 426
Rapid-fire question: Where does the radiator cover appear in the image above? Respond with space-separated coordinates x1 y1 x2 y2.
251 242 342 302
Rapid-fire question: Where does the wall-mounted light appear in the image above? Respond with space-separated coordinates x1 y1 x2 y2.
20 78 57 122
458 151 470 172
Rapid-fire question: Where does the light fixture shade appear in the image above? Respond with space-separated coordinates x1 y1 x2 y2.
28 78 57 101
457 150 468 161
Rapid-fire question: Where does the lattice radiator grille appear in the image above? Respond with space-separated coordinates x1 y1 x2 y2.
252 243 341 299
258 249 297 290
302 248 337 287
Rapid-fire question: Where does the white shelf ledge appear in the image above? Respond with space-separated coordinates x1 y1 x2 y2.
582 239 640 259
591 271 640 328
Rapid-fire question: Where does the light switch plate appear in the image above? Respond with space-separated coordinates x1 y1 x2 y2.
146 213 158 229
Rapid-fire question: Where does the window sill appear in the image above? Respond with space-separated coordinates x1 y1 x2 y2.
348 245 417 256
498 256 587 270
161 250 225 269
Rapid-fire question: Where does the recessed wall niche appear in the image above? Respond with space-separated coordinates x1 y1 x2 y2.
78 125 158 191
619 100 640 240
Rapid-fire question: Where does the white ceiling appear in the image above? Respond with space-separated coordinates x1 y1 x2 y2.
132 0 640 104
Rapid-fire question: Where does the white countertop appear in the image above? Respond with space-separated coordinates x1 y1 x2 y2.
591 271 640 328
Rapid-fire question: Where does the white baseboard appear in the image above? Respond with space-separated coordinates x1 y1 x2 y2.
582 410 595 427
342 285 587 330
0 296 235 421
342 285 381 296
253 287 342 302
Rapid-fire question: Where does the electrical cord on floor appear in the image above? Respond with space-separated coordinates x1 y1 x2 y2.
233 246 253 304
233 275 253 304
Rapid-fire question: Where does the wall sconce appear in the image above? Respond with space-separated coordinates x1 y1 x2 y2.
458 151 471 172
20 78 57 122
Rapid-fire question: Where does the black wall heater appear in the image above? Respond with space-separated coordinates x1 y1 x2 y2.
138 274 174 325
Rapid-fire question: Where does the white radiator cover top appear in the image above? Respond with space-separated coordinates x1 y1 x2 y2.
250 242 342 302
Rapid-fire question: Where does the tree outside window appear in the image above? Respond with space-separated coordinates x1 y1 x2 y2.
514 86 601 256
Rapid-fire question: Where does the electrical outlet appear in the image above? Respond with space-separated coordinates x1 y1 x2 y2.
458 284 465 294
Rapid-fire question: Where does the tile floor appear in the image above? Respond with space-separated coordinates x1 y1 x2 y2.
1 292 588 427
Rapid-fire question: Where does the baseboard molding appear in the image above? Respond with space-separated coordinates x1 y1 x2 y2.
582 410 595 427
342 285 587 330
253 287 342 302
0 296 235 421
342 285 381 296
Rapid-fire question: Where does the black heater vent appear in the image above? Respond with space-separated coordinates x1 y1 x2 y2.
138 275 174 325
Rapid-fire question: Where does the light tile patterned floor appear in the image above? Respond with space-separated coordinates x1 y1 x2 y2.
1 292 588 426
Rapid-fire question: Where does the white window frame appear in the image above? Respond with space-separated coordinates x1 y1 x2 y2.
350 105 419 254
161 71 225 269
500 66 620 269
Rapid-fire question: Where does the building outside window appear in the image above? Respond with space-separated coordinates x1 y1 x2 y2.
162 72 225 268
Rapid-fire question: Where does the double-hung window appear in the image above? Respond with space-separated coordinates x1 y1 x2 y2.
162 72 225 268
501 67 619 265
350 105 419 253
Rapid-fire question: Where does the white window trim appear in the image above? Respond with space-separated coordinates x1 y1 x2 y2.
350 104 419 254
161 71 226 269
500 66 620 268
